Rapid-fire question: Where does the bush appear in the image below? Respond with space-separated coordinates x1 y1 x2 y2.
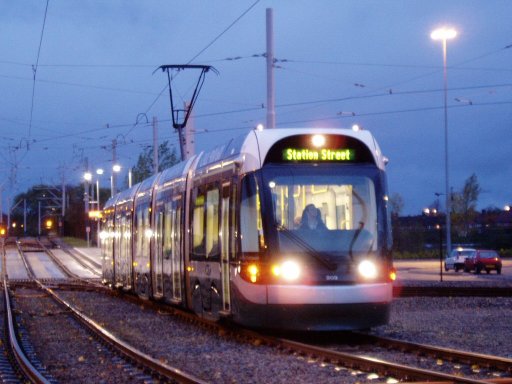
393 249 442 260
61 237 89 247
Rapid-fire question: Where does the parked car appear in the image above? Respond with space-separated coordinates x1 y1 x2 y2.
445 248 476 272
464 249 502 274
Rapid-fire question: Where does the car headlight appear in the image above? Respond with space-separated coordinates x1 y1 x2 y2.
358 260 378 279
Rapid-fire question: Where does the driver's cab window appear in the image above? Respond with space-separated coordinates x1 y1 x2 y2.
271 183 376 233
240 173 264 258
268 176 377 253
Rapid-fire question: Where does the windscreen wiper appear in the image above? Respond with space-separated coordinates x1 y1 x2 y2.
277 225 337 271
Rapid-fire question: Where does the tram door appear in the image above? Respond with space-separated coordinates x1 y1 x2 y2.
170 197 183 302
220 182 232 313
153 209 164 298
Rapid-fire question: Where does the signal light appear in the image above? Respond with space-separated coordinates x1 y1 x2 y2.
0 226 6 237
389 267 397 282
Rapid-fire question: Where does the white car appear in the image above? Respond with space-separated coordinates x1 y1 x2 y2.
445 248 476 272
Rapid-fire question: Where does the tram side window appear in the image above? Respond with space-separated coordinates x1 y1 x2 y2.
191 190 206 259
135 209 143 259
191 186 220 260
205 188 220 259
164 202 173 260
135 204 150 260
240 174 264 258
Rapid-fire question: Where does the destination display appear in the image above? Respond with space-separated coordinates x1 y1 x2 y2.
264 134 375 165
283 148 355 162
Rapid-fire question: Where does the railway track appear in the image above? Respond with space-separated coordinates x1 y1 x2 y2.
3 237 512 383
106 289 512 384
2 241 208 384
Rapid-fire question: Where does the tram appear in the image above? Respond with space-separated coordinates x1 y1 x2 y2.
101 127 395 330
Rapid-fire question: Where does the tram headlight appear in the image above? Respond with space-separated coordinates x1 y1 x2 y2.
357 260 378 280
272 260 301 282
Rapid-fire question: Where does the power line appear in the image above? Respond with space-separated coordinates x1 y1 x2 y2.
187 0 261 64
28 0 50 138
132 0 262 138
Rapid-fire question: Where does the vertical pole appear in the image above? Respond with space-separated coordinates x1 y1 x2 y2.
442 38 451 257
1 238 5 280
439 225 443 282
112 139 117 195
7 196 10 232
184 102 196 159
62 173 66 217
96 180 100 211
266 8 276 129
38 201 41 237
0 187 2 224
23 199 27 235
153 116 159 175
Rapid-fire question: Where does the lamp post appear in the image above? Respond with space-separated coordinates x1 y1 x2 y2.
83 172 92 247
96 168 104 210
431 26 457 258
111 164 121 197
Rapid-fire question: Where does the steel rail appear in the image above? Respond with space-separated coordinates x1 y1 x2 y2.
3 279 51 384
47 238 102 273
274 336 492 384
356 332 512 374
41 283 208 384
112 289 496 384
15 241 208 384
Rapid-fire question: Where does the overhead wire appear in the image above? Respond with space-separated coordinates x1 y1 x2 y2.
28 0 50 138
124 0 262 138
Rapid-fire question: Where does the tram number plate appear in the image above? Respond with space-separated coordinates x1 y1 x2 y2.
485 264 494 268
325 275 339 281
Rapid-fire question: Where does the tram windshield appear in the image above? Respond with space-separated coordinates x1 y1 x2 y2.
240 165 382 260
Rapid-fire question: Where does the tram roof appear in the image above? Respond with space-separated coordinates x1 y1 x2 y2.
196 127 387 172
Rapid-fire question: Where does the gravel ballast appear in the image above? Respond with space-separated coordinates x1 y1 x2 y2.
12 285 512 383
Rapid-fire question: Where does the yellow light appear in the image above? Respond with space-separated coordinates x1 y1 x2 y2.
271 264 281 277
247 264 259 283
45 219 53 229
88 210 102 219
311 134 326 147
389 268 397 282
431 27 457 41
186 265 194 272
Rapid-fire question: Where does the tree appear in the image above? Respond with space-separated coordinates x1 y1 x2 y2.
131 141 179 184
451 173 481 237
10 184 88 238
389 193 404 218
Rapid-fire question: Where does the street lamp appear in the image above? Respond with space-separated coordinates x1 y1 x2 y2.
431 26 457 258
111 164 121 197
83 172 93 246
96 168 104 211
